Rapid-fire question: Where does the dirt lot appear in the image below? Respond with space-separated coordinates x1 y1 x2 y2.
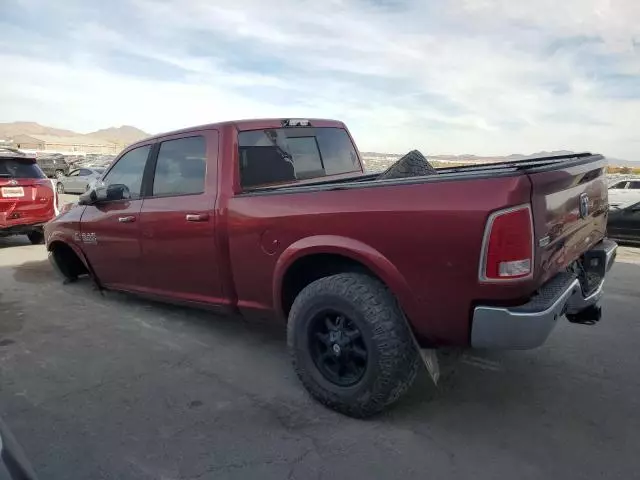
1 233 639 480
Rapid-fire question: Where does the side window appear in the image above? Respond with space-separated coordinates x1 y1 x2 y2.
627 181 640 190
102 145 150 199
610 182 627 189
68 170 80 177
152 136 206 196
79 169 92 176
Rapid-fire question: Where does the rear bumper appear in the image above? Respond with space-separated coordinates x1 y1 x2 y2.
0 222 47 235
471 239 617 349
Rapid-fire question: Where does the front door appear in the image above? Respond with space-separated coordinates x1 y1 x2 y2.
80 144 152 290
138 132 226 305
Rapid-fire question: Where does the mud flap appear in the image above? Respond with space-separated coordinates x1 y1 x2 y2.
419 348 440 385
404 317 440 385
78 250 104 295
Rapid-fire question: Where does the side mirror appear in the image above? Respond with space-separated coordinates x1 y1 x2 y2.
78 183 131 206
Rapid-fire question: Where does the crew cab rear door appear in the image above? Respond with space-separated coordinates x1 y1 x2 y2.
79 144 151 290
137 131 226 305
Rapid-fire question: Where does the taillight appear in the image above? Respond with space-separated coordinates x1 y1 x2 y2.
479 204 534 282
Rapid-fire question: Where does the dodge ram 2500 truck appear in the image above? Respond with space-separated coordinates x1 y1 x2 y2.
45 118 617 417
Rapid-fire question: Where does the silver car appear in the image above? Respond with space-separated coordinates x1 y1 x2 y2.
56 168 105 194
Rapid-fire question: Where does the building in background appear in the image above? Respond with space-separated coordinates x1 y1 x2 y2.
11 134 123 155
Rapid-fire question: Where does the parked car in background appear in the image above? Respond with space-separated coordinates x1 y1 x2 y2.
608 178 640 209
45 118 616 417
608 201 640 244
56 167 105 194
1 148 57 244
36 154 70 179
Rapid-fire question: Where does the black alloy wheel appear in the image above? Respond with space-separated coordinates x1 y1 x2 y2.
308 311 368 387
287 273 420 417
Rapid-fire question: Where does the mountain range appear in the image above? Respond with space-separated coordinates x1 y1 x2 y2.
362 150 637 168
0 122 150 145
0 122 635 165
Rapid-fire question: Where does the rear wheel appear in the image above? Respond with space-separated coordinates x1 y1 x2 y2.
27 230 44 245
287 273 420 418
56 182 65 194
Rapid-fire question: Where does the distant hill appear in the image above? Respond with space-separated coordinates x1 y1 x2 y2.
0 121 77 138
606 157 640 167
88 125 149 145
0 122 150 146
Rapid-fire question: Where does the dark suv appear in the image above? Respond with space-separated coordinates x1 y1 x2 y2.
36 154 70 178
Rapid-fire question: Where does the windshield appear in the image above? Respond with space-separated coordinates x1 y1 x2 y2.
0 158 46 179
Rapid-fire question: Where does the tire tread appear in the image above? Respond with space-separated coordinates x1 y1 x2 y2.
287 273 420 417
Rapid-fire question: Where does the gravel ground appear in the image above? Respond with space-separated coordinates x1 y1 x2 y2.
1 237 639 480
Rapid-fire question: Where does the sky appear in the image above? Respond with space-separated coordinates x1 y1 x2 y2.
0 0 639 159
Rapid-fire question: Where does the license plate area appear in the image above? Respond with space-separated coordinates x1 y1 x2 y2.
573 247 607 295
1 186 25 198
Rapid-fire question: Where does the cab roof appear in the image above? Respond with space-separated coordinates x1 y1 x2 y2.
132 118 346 147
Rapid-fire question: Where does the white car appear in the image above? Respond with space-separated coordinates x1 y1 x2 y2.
56 168 105 194
608 179 640 209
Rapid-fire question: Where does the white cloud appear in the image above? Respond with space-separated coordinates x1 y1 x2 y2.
0 0 639 158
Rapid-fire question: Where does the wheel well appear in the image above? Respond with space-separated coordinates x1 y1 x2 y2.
49 241 89 277
281 253 377 317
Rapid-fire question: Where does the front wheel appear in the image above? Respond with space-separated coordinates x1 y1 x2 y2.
287 273 420 418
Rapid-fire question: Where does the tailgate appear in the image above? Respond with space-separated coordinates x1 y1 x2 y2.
528 155 608 283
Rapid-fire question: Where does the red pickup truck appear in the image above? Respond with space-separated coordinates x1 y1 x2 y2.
45 118 617 417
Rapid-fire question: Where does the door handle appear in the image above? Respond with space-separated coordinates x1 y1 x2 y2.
118 216 136 223
186 213 209 222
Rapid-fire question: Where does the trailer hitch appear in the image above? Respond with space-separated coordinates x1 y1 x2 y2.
566 305 601 325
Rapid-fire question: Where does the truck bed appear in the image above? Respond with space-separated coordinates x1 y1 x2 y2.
241 152 602 192
228 152 607 346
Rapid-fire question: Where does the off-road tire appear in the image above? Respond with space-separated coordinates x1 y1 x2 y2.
287 273 420 418
27 230 45 245
378 150 437 180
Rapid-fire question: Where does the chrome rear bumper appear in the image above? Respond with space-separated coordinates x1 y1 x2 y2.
471 239 617 350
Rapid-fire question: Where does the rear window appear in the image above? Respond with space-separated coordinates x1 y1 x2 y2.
0 158 46 179
238 127 360 188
